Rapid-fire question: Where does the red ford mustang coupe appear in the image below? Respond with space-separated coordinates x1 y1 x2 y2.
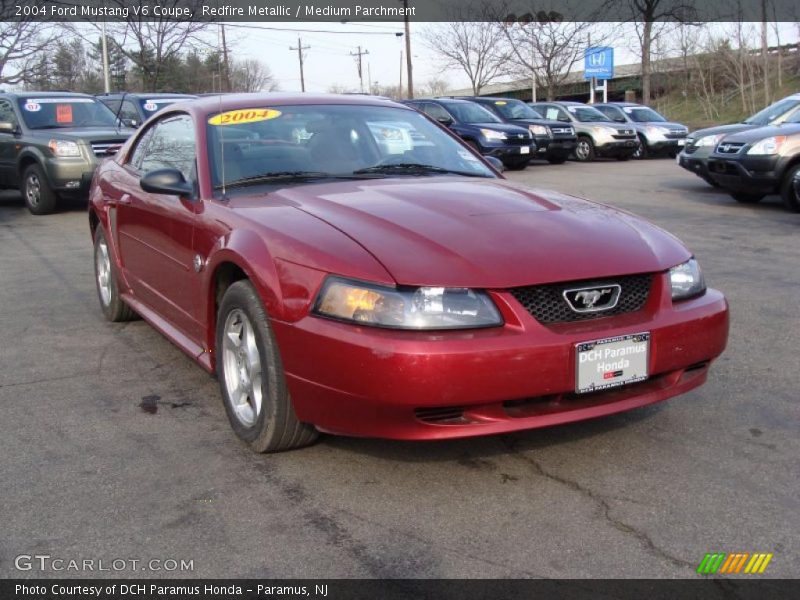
89 94 729 452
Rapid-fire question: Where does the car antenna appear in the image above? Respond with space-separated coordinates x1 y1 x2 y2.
216 25 227 199
113 91 128 133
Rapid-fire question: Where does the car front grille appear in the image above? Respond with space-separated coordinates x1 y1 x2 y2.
715 142 746 155
550 127 574 136
90 140 126 156
509 274 653 324
666 130 688 139
505 133 533 145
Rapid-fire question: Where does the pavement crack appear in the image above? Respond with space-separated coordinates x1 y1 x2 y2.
500 436 694 570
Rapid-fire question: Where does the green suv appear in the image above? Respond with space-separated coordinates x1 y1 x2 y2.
0 91 133 214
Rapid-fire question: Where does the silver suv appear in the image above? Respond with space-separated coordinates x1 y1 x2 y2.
530 101 637 162
594 102 688 159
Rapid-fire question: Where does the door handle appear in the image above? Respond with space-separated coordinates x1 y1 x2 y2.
118 193 131 205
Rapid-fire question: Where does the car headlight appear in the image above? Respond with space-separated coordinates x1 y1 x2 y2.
646 125 670 136
592 125 617 135
747 135 786 155
696 134 724 147
529 125 548 136
313 277 503 330
48 139 81 157
669 258 706 300
480 128 507 141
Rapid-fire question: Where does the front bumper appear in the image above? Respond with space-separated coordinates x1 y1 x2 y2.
537 137 577 158
481 141 536 163
595 139 638 157
273 274 729 440
678 151 713 181
706 155 782 194
43 156 98 194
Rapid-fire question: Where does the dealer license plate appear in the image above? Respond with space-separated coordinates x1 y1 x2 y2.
520 146 530 154
677 138 686 146
575 333 650 394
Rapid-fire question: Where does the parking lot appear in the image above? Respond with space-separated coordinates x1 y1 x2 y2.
1 158 798 579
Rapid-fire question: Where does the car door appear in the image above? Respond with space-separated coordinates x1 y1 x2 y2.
0 99 21 186
114 113 203 342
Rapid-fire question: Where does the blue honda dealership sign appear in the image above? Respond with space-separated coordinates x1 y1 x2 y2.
584 47 614 79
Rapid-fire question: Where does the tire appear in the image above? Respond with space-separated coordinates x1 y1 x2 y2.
574 137 595 162
546 156 567 165
633 136 649 160
216 280 318 453
94 228 137 322
779 164 800 213
504 159 530 171
731 192 764 204
22 163 58 215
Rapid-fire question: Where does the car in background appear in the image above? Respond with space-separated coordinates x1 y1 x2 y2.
88 93 728 452
402 98 535 170
456 96 577 164
0 91 133 214
706 116 800 212
530 101 637 161
97 92 197 128
594 102 688 159
678 93 800 187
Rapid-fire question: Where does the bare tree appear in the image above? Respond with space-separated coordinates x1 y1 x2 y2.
421 2 507 95
231 59 279 93
104 0 210 91
501 21 601 101
420 77 451 97
0 14 54 85
616 0 697 104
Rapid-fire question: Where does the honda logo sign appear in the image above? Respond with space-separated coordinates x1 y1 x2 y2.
584 47 614 80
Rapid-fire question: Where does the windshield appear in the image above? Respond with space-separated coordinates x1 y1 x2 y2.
139 98 191 115
624 106 666 122
444 102 502 124
744 97 800 125
206 104 495 190
18 97 119 129
491 100 543 120
565 105 612 123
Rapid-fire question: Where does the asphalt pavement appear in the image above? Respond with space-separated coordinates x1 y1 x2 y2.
0 158 798 579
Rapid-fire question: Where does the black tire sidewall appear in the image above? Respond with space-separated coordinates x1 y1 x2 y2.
23 164 57 215
780 164 800 213
215 281 283 449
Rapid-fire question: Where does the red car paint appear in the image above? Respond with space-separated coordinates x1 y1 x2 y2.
89 94 729 440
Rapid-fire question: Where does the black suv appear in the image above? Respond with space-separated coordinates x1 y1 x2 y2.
402 98 535 170
706 115 800 212
0 91 133 214
97 92 197 128
530 101 638 161
457 96 576 164
679 93 800 187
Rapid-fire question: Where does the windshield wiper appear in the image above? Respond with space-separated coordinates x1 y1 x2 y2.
217 171 357 189
352 163 489 177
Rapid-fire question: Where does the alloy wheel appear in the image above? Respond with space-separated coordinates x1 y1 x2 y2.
222 309 264 427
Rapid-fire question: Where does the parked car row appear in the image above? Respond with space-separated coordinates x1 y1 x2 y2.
678 93 800 212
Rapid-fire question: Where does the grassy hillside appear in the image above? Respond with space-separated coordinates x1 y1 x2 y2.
653 74 799 131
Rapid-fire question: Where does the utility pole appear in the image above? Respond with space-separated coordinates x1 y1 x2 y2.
401 0 413 98
399 50 403 94
101 20 110 93
220 24 231 93
350 46 369 93
290 37 310 92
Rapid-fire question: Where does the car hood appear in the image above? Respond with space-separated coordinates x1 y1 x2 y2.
250 178 689 288
29 127 133 141
688 123 754 140
710 122 800 143
467 122 532 135
644 121 687 131
506 118 566 128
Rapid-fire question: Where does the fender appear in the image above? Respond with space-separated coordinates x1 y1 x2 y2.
15 146 50 187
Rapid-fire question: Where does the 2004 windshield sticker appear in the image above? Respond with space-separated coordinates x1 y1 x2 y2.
208 108 282 126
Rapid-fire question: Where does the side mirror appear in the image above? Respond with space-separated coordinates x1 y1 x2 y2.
140 168 193 197
123 118 139 128
558 115 570 122
485 156 505 172
614 116 626 123
436 116 454 127
0 121 17 134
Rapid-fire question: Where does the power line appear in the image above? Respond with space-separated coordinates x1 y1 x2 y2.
221 23 403 36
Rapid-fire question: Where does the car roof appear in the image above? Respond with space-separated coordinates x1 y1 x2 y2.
98 92 197 99
2 91 96 99
596 102 643 107
184 92 408 113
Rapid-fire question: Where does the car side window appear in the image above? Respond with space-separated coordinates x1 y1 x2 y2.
424 103 452 122
0 99 19 127
598 106 623 122
139 114 196 180
128 126 156 171
120 100 140 124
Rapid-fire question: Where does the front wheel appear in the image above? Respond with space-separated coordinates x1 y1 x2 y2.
731 192 764 204
633 136 649 159
780 164 800 213
216 280 318 453
22 164 58 215
504 158 530 171
574 137 595 162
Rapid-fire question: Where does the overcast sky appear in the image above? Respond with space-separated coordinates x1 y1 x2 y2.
221 21 800 94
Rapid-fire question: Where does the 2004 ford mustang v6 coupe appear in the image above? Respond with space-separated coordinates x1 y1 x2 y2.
89 94 729 452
